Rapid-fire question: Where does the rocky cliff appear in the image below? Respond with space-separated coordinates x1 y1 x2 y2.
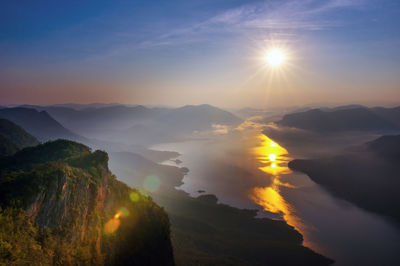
0 139 174 265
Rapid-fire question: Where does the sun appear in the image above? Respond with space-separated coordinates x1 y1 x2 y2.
265 49 285 67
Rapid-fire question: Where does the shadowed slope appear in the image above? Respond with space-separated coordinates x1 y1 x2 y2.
289 134 400 225
278 107 400 132
0 119 39 156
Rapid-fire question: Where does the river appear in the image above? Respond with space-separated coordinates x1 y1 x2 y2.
152 122 400 266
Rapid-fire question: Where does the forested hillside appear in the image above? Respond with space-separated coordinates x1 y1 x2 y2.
0 119 39 156
0 139 174 265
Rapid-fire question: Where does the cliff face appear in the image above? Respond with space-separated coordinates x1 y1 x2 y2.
0 139 174 265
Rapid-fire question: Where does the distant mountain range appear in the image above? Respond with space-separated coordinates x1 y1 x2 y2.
21 105 165 136
121 104 243 144
278 106 400 132
19 104 242 144
48 102 124 110
157 104 242 128
0 107 84 142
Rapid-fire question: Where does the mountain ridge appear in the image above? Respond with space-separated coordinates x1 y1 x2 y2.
0 107 84 142
278 106 400 132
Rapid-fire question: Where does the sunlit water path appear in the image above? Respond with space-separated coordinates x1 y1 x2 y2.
152 125 400 266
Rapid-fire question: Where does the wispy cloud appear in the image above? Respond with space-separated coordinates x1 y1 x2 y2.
141 0 367 48
60 0 368 64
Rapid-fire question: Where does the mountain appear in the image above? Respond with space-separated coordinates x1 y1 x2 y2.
329 104 366 111
0 139 174 265
366 134 400 158
371 106 400 128
0 119 39 156
21 105 166 138
278 106 400 132
0 135 19 156
155 104 242 131
50 103 123 110
24 104 242 144
289 134 400 225
0 107 83 142
121 104 243 145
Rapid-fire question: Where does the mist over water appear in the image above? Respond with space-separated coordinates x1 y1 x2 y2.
153 119 400 266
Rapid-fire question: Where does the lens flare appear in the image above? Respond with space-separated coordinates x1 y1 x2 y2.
129 191 141 202
119 207 130 218
105 218 120 234
105 207 130 234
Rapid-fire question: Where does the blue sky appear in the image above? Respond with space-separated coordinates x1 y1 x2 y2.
0 0 399 107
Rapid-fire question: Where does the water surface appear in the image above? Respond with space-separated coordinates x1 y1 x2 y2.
152 124 400 265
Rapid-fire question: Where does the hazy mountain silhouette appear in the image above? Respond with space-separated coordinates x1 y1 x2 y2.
50 102 123 109
328 104 366 111
25 104 242 144
157 104 241 127
366 134 400 158
0 107 84 142
278 106 400 132
289 134 400 225
0 119 39 156
21 105 168 138
121 104 243 144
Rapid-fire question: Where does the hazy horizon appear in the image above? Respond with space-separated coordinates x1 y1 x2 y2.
1 100 399 110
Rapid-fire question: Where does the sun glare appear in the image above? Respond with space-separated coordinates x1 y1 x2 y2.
265 49 285 67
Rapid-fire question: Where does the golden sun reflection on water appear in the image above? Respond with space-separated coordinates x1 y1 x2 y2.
252 134 291 176
250 134 306 237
